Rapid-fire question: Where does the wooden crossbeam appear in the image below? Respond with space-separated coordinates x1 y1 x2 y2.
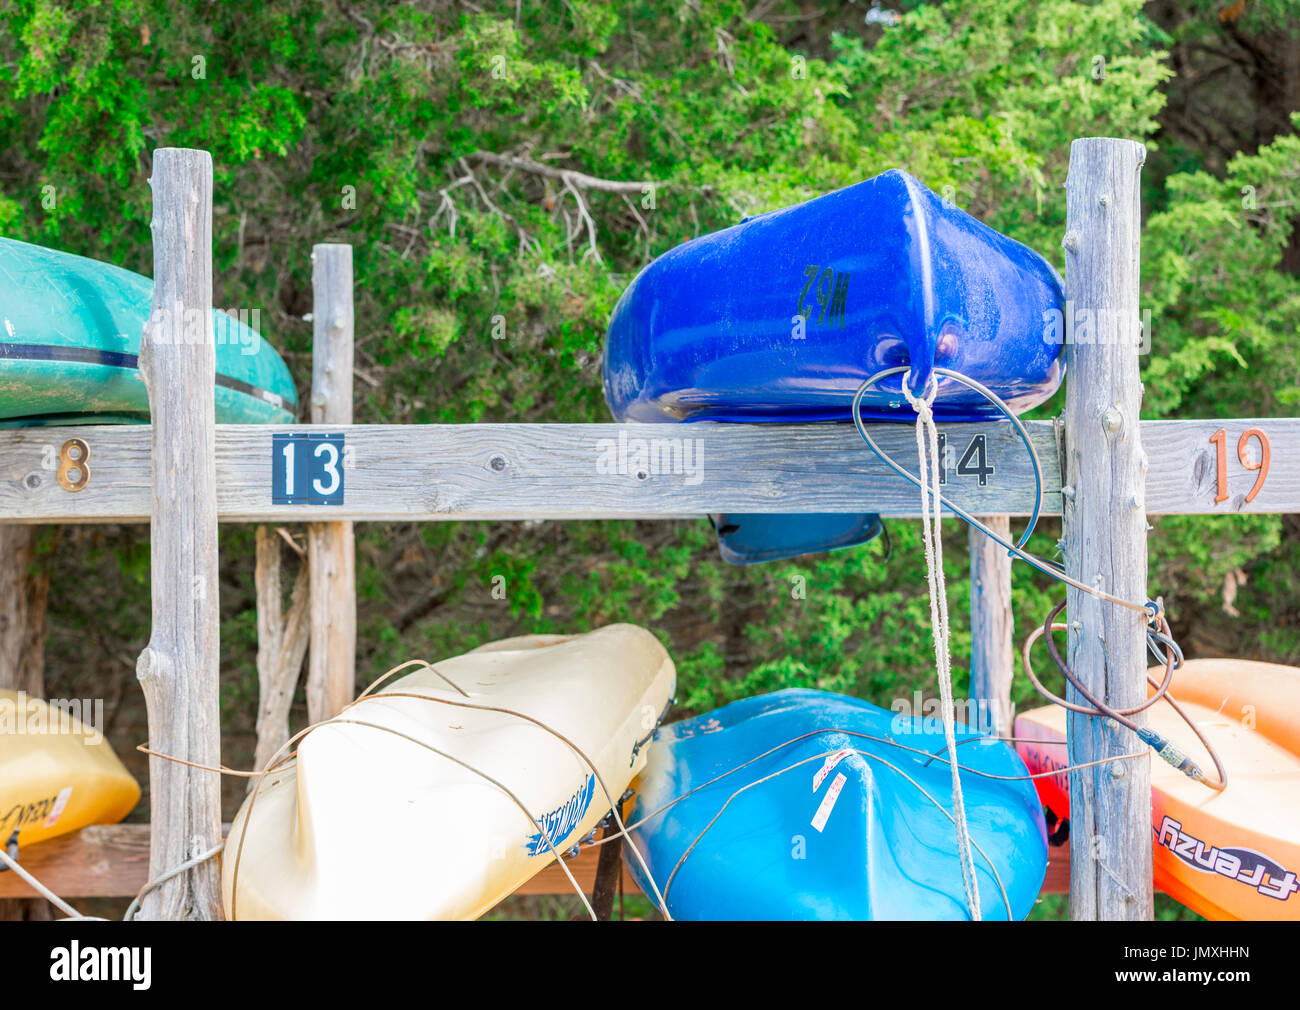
1 417 1294 524
0 825 637 904
0 823 1075 905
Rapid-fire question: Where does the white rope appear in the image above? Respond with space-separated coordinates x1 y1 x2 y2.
906 378 982 921
124 840 225 921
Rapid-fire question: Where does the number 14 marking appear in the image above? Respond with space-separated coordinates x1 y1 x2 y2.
936 433 994 486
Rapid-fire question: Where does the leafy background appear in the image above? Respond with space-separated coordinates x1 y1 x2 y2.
2 0 1297 920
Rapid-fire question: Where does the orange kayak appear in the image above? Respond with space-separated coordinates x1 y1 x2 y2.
1015 659 1300 921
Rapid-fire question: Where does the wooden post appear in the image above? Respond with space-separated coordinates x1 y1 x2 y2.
1061 137 1152 921
306 244 356 722
967 518 1014 737
0 526 53 920
253 527 311 774
134 147 224 920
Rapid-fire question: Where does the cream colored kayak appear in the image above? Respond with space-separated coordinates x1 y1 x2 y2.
222 624 675 920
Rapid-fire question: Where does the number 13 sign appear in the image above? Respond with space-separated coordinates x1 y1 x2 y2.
272 433 345 505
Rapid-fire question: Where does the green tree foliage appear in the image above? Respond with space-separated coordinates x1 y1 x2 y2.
1 0 1296 777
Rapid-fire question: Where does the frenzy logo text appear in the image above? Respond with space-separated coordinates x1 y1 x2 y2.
1157 815 1298 902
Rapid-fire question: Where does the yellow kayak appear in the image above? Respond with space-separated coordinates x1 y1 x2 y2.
0 690 140 853
222 624 676 919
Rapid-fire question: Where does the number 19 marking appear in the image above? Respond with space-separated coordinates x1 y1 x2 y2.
1210 427 1270 504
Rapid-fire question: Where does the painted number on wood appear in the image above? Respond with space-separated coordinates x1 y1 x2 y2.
936 432 994 487
1210 427 1270 504
272 433 345 505
796 265 849 329
56 438 90 492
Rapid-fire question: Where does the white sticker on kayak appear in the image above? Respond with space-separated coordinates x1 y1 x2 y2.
810 773 847 833
812 749 854 791
44 786 73 828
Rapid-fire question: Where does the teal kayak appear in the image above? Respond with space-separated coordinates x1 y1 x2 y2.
0 237 297 426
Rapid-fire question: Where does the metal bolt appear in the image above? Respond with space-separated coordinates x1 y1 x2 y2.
23 473 41 490
489 456 506 472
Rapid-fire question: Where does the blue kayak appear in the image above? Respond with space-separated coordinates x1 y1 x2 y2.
710 513 884 566
601 170 1063 564
624 689 1048 920
604 169 1063 423
0 237 297 425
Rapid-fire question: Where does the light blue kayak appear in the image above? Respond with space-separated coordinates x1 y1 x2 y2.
625 689 1048 920
0 237 297 425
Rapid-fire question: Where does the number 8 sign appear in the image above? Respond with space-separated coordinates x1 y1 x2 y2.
272 433 346 505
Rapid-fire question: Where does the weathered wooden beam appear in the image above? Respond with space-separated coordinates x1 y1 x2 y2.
306 244 356 722
1062 137 1153 921
2 417 1294 524
133 147 224 921
0 824 639 904
968 517 1014 737
0 820 1083 905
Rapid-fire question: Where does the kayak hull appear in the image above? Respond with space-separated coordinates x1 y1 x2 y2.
0 237 297 425
603 169 1064 425
1015 659 1300 921
222 624 676 920
625 688 1047 919
0 690 140 852
711 512 884 565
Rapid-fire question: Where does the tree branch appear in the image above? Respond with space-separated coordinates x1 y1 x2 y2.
466 151 659 194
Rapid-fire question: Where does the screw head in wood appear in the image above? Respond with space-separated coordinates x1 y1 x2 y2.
489 456 506 471
23 472 41 489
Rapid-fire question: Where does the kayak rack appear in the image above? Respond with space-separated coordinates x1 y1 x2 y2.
2 139 1298 921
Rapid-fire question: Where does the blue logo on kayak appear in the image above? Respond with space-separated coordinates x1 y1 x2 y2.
525 775 596 856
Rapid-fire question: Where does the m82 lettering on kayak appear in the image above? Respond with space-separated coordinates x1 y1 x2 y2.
796 264 850 329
